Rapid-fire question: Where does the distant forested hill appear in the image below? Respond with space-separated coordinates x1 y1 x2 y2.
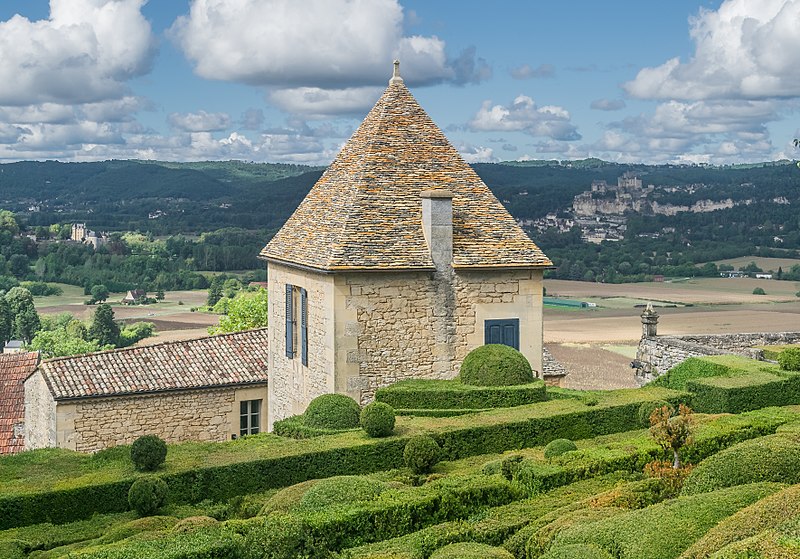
3 159 800 266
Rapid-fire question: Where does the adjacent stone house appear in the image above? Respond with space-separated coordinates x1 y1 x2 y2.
0 351 39 454
261 63 552 427
24 329 269 452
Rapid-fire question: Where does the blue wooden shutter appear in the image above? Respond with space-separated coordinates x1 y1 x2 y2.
300 288 308 366
484 319 520 350
285 284 294 358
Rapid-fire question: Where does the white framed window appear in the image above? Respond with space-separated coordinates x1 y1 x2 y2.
240 399 262 436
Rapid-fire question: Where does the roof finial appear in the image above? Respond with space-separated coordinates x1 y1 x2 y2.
390 59 403 84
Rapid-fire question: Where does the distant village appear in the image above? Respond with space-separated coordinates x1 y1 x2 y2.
522 172 754 244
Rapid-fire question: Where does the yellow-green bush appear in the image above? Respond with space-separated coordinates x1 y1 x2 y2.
459 345 534 387
431 542 513 559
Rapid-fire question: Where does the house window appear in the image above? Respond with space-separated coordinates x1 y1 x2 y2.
240 399 262 436
285 284 308 365
484 318 519 350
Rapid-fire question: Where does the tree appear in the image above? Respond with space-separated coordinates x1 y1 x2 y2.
5 286 40 343
88 303 120 347
29 328 105 358
156 289 165 301
8 254 30 279
207 276 223 307
209 289 268 334
89 284 109 304
649 404 694 469
0 295 11 345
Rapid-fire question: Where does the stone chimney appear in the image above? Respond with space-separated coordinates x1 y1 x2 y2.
641 302 659 338
420 190 453 269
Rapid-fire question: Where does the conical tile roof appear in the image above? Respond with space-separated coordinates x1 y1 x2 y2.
261 67 551 271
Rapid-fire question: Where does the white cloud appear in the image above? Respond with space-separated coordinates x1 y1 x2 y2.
0 0 155 106
171 0 456 88
457 143 496 163
170 0 491 116
240 108 264 130
510 64 555 79
168 110 231 132
267 87 383 119
469 95 581 141
625 0 800 100
590 98 626 111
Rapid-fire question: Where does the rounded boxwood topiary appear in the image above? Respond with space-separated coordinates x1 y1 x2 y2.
304 393 361 429
637 400 673 427
130 434 167 472
778 347 800 371
544 438 578 459
430 542 513 559
360 401 396 437
540 544 615 559
403 435 441 474
172 516 219 534
260 479 321 516
297 475 386 512
128 477 168 517
458 344 534 386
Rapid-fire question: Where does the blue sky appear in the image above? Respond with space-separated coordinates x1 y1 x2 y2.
0 0 797 165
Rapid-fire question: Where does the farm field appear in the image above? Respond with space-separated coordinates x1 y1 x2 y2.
32 286 219 342
710 255 800 272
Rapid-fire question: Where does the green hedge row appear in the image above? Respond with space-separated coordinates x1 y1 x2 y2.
395 408 487 417
272 415 360 439
75 475 518 559
0 388 683 530
375 380 547 410
687 370 800 413
343 473 639 559
540 482 782 559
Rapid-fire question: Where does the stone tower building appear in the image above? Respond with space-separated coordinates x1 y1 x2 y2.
260 63 552 427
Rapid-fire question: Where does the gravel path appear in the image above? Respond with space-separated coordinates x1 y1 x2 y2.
546 343 639 390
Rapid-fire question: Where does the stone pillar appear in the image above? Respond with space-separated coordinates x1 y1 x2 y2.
641 302 659 338
420 190 453 270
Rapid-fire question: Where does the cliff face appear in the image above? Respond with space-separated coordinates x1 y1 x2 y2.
574 192 740 217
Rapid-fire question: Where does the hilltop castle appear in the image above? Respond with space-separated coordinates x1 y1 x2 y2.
261 62 551 427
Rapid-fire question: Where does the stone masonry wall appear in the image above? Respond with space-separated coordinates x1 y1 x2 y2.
68 387 251 453
23 370 57 450
635 331 800 385
339 268 543 404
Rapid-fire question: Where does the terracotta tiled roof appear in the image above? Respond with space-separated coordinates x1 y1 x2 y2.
261 69 551 271
38 329 269 401
0 351 39 454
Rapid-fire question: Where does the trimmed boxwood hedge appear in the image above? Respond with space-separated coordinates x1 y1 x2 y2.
687 370 800 413
542 482 783 559
345 473 638 559
272 415 360 439
681 433 800 495
0 387 686 530
430 542 513 559
681 483 800 559
459 344 534 387
375 379 547 410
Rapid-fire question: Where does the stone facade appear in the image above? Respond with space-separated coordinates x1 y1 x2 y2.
25 373 267 452
268 261 544 425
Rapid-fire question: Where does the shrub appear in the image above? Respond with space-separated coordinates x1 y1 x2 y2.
681 483 800 559
130 435 167 472
544 439 578 460
98 515 177 543
778 347 800 371
637 399 671 427
682 434 800 495
361 402 396 437
172 516 219 534
642 460 692 498
375 379 546 410
304 393 361 429
127 477 168 517
430 542 513 559
687 370 800 414
752 287 766 295
404 435 441 474
540 544 615 559
297 476 386 512
500 454 524 480
458 344 534 386
260 479 320 516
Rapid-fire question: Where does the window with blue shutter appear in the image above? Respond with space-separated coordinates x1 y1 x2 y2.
484 319 519 350
300 287 308 366
285 284 294 358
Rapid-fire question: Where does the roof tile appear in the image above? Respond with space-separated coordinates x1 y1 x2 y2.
0 351 39 454
261 74 551 271
39 329 269 401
